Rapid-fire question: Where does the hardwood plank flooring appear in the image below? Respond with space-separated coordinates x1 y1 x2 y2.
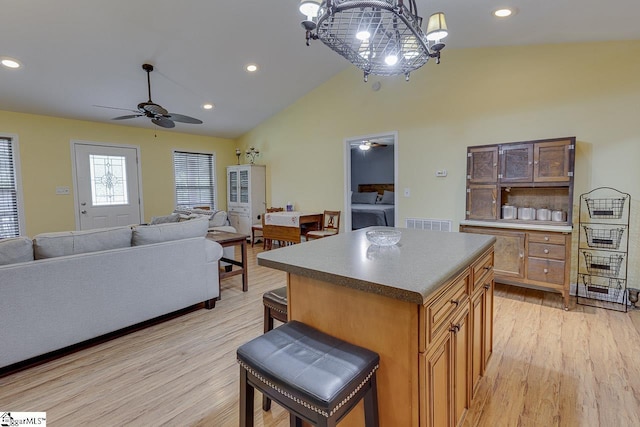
1 244 639 426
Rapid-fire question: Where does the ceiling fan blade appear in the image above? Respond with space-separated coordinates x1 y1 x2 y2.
166 113 203 124
94 105 139 113
152 117 175 128
112 114 143 120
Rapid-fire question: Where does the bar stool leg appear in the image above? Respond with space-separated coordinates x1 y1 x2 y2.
363 374 379 427
290 413 303 427
239 367 255 427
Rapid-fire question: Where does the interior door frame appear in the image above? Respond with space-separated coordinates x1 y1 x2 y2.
343 131 398 231
70 140 144 230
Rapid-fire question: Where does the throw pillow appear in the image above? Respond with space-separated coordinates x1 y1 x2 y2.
150 213 181 224
380 190 395 204
0 237 34 265
352 191 378 204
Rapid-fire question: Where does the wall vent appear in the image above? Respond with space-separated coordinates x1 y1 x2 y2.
405 218 452 232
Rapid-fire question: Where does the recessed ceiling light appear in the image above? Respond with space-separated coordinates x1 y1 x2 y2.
1 57 22 69
493 8 514 18
202 103 214 110
246 64 258 72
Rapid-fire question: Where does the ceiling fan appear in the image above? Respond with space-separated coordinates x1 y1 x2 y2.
356 140 389 151
96 64 203 129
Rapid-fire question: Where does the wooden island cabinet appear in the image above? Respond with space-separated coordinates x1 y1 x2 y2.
258 228 495 426
461 136 575 309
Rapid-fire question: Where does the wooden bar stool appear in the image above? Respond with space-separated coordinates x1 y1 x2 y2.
237 320 380 427
261 286 288 410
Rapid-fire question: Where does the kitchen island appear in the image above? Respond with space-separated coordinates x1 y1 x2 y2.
257 227 496 427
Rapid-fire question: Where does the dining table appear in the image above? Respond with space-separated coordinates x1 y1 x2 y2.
262 211 323 248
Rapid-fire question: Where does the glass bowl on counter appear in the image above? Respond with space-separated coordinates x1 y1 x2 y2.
365 228 401 246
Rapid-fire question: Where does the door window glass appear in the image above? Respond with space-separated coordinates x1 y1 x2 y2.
89 154 129 206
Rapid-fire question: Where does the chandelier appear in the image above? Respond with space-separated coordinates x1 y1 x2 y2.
299 0 448 81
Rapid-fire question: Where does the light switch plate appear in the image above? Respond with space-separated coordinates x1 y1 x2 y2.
56 186 70 195
435 170 448 177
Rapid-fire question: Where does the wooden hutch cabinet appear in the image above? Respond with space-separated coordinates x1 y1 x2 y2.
461 137 575 309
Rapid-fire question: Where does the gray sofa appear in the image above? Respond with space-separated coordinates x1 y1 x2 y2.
0 217 223 370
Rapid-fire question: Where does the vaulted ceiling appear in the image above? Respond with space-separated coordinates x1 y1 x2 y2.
1 1 639 139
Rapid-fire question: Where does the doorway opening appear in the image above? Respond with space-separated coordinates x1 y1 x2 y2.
343 132 398 230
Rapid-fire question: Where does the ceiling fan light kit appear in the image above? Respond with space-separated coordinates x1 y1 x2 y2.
106 63 203 129
298 0 448 81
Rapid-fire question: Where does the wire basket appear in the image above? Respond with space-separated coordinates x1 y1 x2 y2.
584 197 627 219
582 226 625 250
579 275 625 302
583 252 625 277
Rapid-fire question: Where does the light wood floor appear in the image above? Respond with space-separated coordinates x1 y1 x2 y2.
1 243 639 427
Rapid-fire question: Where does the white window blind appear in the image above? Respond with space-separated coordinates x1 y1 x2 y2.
173 151 216 209
0 137 21 238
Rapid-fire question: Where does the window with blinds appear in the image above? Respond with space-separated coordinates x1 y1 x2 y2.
0 137 22 238
173 151 216 209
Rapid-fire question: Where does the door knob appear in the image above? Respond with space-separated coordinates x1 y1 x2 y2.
81 210 87 214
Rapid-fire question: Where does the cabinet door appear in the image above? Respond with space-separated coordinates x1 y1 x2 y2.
227 169 238 204
421 335 453 427
461 227 525 279
533 140 572 182
451 306 470 427
483 280 494 369
468 146 498 183
467 185 497 220
470 290 484 398
500 144 533 182
239 169 249 204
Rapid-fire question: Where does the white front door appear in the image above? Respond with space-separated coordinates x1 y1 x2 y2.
73 142 142 230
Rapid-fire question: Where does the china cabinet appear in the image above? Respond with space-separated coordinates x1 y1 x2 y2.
226 165 265 236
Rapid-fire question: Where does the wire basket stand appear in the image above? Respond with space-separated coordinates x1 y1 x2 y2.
574 187 630 312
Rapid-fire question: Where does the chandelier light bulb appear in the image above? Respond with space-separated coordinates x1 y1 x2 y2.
356 30 371 41
359 143 371 151
426 12 448 42
299 0 321 20
385 54 398 66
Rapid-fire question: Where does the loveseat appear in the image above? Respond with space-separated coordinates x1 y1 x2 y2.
0 217 223 370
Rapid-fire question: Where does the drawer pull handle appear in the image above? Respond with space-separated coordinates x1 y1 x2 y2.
544 236 549 241
544 249 549 254
450 299 459 307
484 283 491 290
543 268 549 274
483 265 493 271
449 324 461 333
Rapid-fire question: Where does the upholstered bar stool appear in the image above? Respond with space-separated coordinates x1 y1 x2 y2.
237 320 380 427
261 286 288 410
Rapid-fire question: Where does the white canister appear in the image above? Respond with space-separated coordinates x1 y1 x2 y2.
518 207 535 220
536 208 551 221
502 205 518 219
552 210 567 222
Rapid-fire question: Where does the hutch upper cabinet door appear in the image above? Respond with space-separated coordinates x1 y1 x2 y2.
467 185 497 220
533 139 573 182
468 146 498 183
499 144 533 183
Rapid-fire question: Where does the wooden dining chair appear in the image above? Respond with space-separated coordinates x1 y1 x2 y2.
254 207 284 249
306 210 341 240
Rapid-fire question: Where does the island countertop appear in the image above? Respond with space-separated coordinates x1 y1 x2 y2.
257 227 495 305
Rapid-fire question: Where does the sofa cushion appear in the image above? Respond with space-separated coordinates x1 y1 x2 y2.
132 216 209 246
150 213 181 224
174 208 228 228
33 226 133 259
0 237 35 265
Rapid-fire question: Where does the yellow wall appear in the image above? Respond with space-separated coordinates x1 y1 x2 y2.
0 111 235 236
238 40 640 287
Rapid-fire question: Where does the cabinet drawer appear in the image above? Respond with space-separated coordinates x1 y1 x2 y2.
527 258 565 284
528 242 565 260
422 274 469 349
528 232 566 245
472 250 494 292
